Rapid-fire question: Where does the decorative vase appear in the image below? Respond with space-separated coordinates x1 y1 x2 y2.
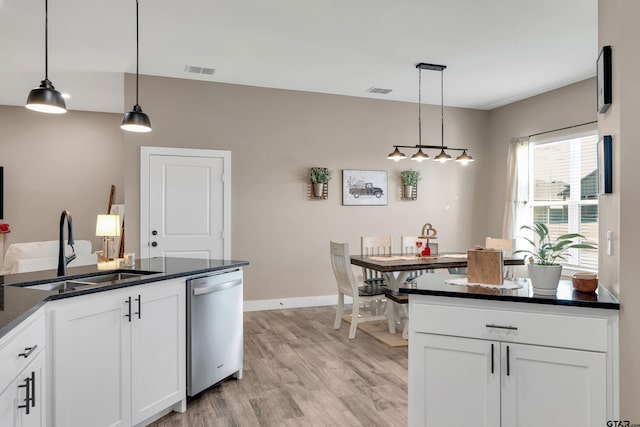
528 264 562 295
312 183 325 197
403 185 414 199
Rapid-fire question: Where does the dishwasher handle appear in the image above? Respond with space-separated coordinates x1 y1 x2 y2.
192 279 242 296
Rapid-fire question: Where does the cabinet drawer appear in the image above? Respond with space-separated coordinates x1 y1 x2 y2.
0 313 45 388
411 303 608 352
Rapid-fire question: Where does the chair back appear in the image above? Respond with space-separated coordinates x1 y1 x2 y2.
360 236 392 283
486 237 514 279
485 237 513 254
400 235 439 255
329 241 358 297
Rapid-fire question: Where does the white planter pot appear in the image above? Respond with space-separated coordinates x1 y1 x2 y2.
528 264 562 295
404 185 414 199
312 183 325 197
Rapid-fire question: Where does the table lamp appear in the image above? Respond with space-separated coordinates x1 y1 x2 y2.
96 214 120 261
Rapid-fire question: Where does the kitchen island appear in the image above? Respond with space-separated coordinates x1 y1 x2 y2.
0 257 249 427
400 273 619 427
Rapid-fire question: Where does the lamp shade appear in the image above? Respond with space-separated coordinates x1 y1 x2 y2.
96 214 121 237
121 104 152 132
26 79 67 114
387 147 407 161
455 150 474 165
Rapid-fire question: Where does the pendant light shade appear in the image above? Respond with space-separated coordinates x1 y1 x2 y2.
122 0 151 133
434 149 452 163
121 104 151 132
387 147 407 161
26 79 66 114
26 0 66 114
455 150 474 165
411 148 429 162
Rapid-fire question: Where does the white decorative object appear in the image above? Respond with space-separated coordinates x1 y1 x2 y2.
528 264 562 295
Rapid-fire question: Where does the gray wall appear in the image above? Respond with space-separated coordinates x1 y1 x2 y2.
123 74 490 301
0 106 124 252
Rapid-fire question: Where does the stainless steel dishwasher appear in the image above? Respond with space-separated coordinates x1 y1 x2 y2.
187 268 243 396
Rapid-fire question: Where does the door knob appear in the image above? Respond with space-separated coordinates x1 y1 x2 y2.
152 230 158 236
151 242 158 247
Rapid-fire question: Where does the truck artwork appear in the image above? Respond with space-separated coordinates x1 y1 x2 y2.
349 182 384 198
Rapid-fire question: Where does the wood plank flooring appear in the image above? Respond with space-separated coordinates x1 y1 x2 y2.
150 306 408 426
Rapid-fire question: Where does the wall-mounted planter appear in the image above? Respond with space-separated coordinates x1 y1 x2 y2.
309 167 331 200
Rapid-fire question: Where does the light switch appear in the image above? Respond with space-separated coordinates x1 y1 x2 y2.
607 230 613 256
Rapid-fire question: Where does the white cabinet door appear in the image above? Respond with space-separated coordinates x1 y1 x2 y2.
131 281 186 425
501 343 607 427
0 376 18 427
409 333 500 427
52 289 131 427
19 350 45 427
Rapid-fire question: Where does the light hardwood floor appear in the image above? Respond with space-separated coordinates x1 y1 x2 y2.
150 306 408 427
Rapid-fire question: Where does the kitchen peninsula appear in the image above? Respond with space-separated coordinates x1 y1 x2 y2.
401 273 619 426
0 257 249 427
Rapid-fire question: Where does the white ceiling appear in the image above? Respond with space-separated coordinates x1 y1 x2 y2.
0 0 598 114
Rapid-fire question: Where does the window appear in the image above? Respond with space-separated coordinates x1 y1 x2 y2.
529 133 598 270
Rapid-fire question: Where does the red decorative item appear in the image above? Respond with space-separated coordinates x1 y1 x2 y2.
0 223 9 233
421 245 431 256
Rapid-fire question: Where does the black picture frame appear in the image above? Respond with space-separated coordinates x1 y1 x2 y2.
597 135 612 194
597 45 612 114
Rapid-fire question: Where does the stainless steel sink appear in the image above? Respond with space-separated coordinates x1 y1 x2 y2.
22 271 160 293
25 281 78 292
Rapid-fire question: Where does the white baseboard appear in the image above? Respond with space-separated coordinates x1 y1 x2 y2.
243 294 353 312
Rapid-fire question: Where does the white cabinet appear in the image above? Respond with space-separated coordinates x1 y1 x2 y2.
0 311 46 427
408 295 618 427
50 278 186 427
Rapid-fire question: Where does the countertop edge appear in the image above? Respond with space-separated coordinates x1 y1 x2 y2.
399 287 620 310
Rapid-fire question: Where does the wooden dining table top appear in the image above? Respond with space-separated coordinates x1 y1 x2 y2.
349 253 524 272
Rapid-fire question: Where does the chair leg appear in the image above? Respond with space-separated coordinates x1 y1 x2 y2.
387 302 396 335
334 293 344 329
349 302 359 339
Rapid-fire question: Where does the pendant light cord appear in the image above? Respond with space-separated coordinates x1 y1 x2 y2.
418 68 422 146
44 0 49 80
440 69 444 149
135 0 140 106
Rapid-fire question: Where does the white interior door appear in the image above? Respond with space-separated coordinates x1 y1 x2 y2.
140 147 231 260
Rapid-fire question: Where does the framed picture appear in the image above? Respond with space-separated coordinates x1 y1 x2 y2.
342 169 388 206
597 135 612 194
597 45 612 114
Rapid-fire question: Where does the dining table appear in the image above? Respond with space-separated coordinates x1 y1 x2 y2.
350 253 525 339
350 252 525 291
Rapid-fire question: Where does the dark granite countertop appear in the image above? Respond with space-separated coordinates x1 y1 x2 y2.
398 273 620 310
0 257 249 337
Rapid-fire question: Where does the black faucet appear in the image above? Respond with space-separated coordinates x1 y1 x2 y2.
57 210 76 277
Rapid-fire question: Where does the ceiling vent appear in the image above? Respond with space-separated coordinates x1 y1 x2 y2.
184 65 215 76
366 87 393 95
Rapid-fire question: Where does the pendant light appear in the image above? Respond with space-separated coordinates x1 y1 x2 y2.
387 62 474 164
433 67 452 163
121 0 152 133
387 146 407 161
25 0 66 114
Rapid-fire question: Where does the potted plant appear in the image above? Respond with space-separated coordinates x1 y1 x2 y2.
310 167 331 197
513 222 597 295
401 170 420 199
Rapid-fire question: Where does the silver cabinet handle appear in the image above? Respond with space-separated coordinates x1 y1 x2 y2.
485 324 518 331
18 345 38 358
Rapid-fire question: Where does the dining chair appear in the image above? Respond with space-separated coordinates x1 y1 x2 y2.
330 241 396 339
485 237 514 279
360 235 393 289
